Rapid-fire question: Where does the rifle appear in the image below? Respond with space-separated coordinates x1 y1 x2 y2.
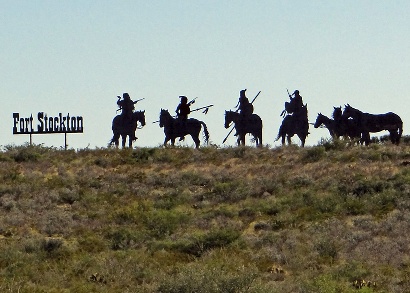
191 104 214 114
223 91 261 144
281 89 292 117
117 98 145 112
188 97 198 106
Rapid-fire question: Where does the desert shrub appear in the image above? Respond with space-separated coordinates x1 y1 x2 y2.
210 181 250 203
9 144 53 162
315 238 338 264
173 229 241 257
77 232 106 253
153 189 191 210
143 210 190 239
343 196 367 216
132 147 157 162
58 188 80 204
302 146 326 163
41 237 63 253
106 228 148 250
156 254 259 293
318 137 348 151
39 210 74 236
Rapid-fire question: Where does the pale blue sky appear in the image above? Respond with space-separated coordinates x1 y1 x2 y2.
1 1 409 148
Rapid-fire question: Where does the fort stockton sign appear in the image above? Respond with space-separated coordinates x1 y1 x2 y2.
13 112 84 148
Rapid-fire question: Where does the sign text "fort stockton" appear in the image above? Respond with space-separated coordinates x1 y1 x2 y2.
13 112 84 134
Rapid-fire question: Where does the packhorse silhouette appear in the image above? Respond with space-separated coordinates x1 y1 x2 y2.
314 112 338 137
224 110 263 147
314 108 361 142
342 104 403 145
159 109 209 148
110 110 146 148
332 106 362 142
276 105 309 147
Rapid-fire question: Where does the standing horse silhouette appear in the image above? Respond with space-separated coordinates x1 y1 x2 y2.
224 111 263 147
342 104 403 145
332 106 362 142
159 109 209 148
276 105 309 147
110 110 146 148
314 109 362 143
314 113 338 137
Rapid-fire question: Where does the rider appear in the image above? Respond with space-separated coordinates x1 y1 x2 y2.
175 96 191 141
117 92 137 140
287 90 304 114
238 89 254 116
286 89 307 127
235 89 253 135
175 95 191 120
117 93 135 121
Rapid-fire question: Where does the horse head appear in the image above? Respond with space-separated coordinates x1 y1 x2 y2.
135 110 146 127
332 106 342 120
314 113 324 128
342 104 360 119
224 110 235 128
159 109 171 128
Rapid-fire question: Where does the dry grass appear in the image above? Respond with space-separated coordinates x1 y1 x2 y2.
0 141 410 292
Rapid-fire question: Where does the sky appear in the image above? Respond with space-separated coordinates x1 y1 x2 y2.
1 0 409 149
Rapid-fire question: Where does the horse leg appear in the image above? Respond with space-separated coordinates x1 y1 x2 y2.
122 135 126 148
164 136 170 147
258 132 262 147
287 135 291 145
128 135 133 148
363 132 370 146
240 134 246 146
192 135 200 148
301 136 305 147
111 132 120 148
281 135 286 146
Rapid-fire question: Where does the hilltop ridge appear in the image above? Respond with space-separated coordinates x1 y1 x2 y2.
0 142 410 292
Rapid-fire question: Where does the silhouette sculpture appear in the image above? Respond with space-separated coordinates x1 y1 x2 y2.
159 109 209 148
276 104 309 147
110 110 146 148
314 109 361 143
314 112 338 137
224 110 262 147
332 106 362 142
342 104 403 145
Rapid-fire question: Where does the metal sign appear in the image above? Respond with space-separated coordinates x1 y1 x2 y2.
13 112 84 149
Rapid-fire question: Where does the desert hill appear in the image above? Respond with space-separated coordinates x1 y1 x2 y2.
0 141 410 292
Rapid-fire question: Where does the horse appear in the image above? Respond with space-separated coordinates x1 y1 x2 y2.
314 109 362 143
332 106 362 143
224 111 263 147
276 105 309 147
342 104 403 145
110 110 146 148
314 113 337 137
159 109 209 148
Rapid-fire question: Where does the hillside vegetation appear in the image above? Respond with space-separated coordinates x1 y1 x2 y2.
1 140 410 292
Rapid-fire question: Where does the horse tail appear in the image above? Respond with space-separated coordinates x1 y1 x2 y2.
397 119 403 144
275 123 284 141
399 120 403 137
201 121 210 144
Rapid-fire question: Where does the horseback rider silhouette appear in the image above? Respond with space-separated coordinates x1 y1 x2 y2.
176 96 191 120
117 92 136 140
236 89 254 136
175 96 192 141
281 89 308 133
286 90 303 115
